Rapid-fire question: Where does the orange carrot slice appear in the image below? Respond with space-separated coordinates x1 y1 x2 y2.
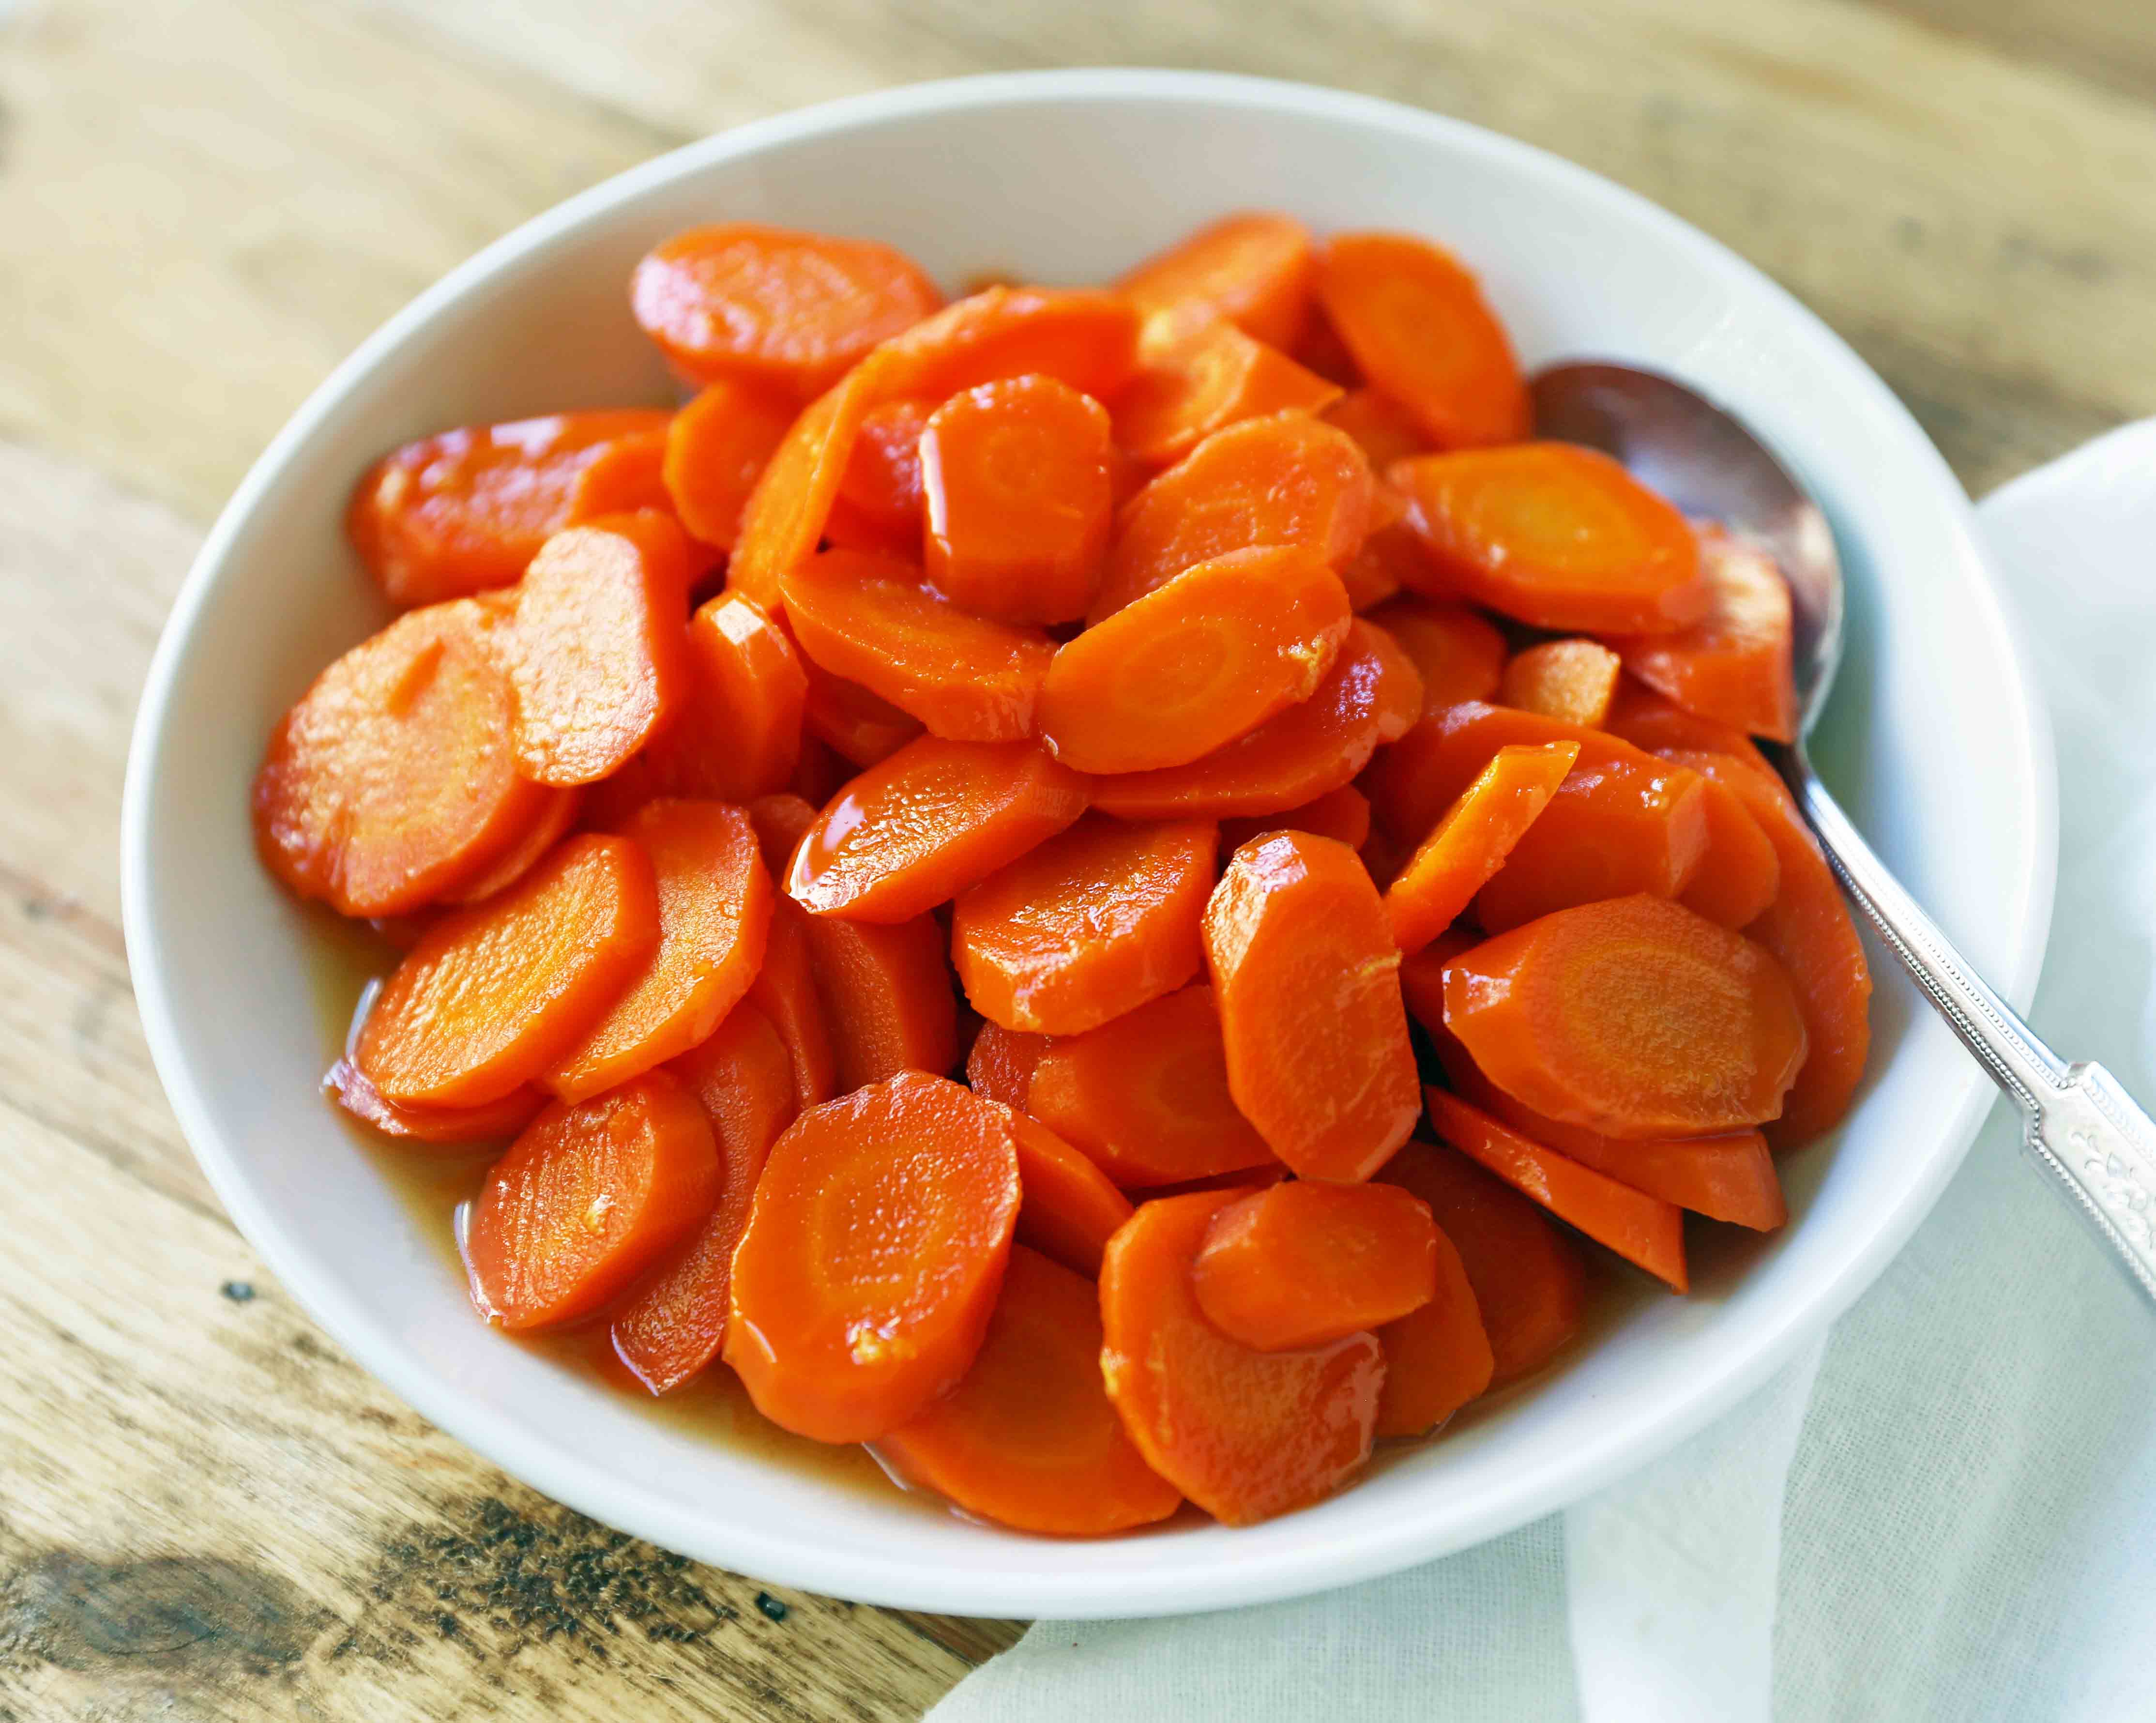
780 547 1055 742
1392 444 1707 633
1384 741 1579 953
1112 318 1341 470
1322 387 1435 470
662 378 799 550
728 368 876 614
750 898 840 1113
879 1246 1180 1535
445 787 582 906
1443 893 1809 1139
1001 1111 1135 1279
859 286 1141 407
1099 1190 1383 1525
1316 232 1528 449
1193 1182 1440 1350
1116 212 1317 349
630 592 807 804
952 814 1215 1036
798 911 960 1091
357 834 659 1107
1364 595 1507 713
546 801 773 1102
1605 677 1770 767
1610 525 1799 742
789 736 1088 922
564 427 722 579
325 1056 544 1148
1219 784 1372 855
800 658 926 768
828 397 933 554
965 1022 1049 1113
1675 768 1783 929
1204 831 1422 1182
1372 1215 1493 1438
1499 639 1623 728
1028 983 1278 1189
1039 545 1352 773
466 1071 720 1331
724 1072 1021 1442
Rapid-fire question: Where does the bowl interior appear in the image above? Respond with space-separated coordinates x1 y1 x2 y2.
123 72 2053 1617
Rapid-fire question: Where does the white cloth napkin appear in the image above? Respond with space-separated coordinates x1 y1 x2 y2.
930 419 2156 1723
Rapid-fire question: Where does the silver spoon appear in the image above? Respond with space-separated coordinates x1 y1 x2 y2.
1533 361 2156 1301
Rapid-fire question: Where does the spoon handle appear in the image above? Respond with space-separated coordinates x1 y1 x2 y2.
1785 754 2156 1302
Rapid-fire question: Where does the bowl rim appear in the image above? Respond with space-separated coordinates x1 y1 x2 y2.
120 66 2057 1616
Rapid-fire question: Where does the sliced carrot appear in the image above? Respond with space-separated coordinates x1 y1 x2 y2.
789 736 1088 923
357 834 658 1107
1425 1090 1688 1291
1392 445 1708 633
466 1071 720 1331
1090 414 1374 623
1364 595 1505 713
951 815 1215 1036
1376 1140 1583 1384
631 222 942 396
1112 318 1341 470
1087 619 1419 820
920 374 1112 625
1498 638 1623 728
1322 387 1435 470
1397 926 1482 1034
445 787 582 906
965 1022 1049 1113
830 398 934 554
1605 676 1770 767
608 1003 799 1393
780 547 1054 742
546 801 774 1102
798 910 959 1090
254 602 552 916
627 592 808 805
564 426 706 550
1672 769 1783 929
1000 1111 1135 1279
1099 1191 1383 1525
1203 831 1421 1182
1194 1182 1440 1350
1367 701 1710 932
662 378 798 550
728 367 876 615
1316 232 1528 449
1384 741 1579 954
1116 212 1317 349
800 658 926 767
1028 983 1277 1189
750 898 840 1113
1609 525 1799 742
879 1245 1179 1534
347 409 673 608
1336 528 1406 613
858 286 1141 408
1039 545 1351 774
1668 750 1872 1147
724 1072 1021 1442
1220 784 1372 855
1373 1217 1492 1438
493 512 693 787
325 1056 545 1148
1443 893 1809 1139
744 792 817 880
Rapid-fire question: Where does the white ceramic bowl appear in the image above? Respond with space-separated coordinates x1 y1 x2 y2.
121 69 2055 1616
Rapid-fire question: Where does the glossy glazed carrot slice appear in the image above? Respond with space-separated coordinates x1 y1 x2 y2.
1219 784 1372 855
1315 232 1529 449
254 601 552 917
750 898 840 1113
951 815 1216 1036
1610 525 1799 742
879 1246 1181 1535
780 547 1054 742
1377 1139 1583 1385
564 427 721 578
1116 212 1317 348
1363 595 1507 714
1086 620 1420 820
632 592 807 804
728 368 876 615
1027 983 1278 1189
798 910 960 1091
965 1022 1049 1113
325 1056 545 1148
445 787 582 906
1498 639 1623 728
546 801 773 1102
1322 387 1435 470
1099 1190 1383 1525
357 834 659 1107
1384 741 1579 953
828 398 933 554
1001 1111 1135 1279
1676 769 1783 929
920 374 1112 625
1442 893 1809 1140
467 1071 720 1331
1392 445 1707 633
857 286 1141 407
1203 831 1421 1182
1038 545 1352 773
662 378 798 550
1372 1233 1493 1438
347 409 672 608
724 1072 1021 1442
1090 414 1374 624
631 222 942 395
1112 318 1341 469
800 658 926 768
788 736 1088 922
1604 677 1770 768
1194 1182 1440 1350
1397 926 1482 1035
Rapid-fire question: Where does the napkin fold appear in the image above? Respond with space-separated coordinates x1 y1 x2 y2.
931 419 2156 1723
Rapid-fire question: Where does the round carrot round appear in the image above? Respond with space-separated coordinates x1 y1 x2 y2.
788 736 1089 923
949 815 1216 1036
1674 768 1783 930
858 285 1141 408
1038 545 1352 774
633 591 808 805
878 1246 1180 1536
325 1056 545 1148
724 1072 1021 1443
1002 1111 1135 1279
1609 525 1799 743
466 1070 720 1331
1116 212 1317 349
728 370 874 615
1383 741 1579 954
662 378 798 550
1111 319 1341 471
356 833 659 1108
1099 1191 1383 1526
1193 1182 1440 1351
1322 387 1434 470
749 898 840 1113
800 658 925 768
796 910 960 1092
1371 1215 1494 1438
1364 595 1506 714
828 398 934 554
965 1022 1049 1113
1219 784 1372 856
445 787 582 906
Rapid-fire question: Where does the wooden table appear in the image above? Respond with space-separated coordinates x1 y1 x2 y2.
1 0 2150 1715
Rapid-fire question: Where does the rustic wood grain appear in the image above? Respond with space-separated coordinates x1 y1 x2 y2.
0 0 2151 1715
